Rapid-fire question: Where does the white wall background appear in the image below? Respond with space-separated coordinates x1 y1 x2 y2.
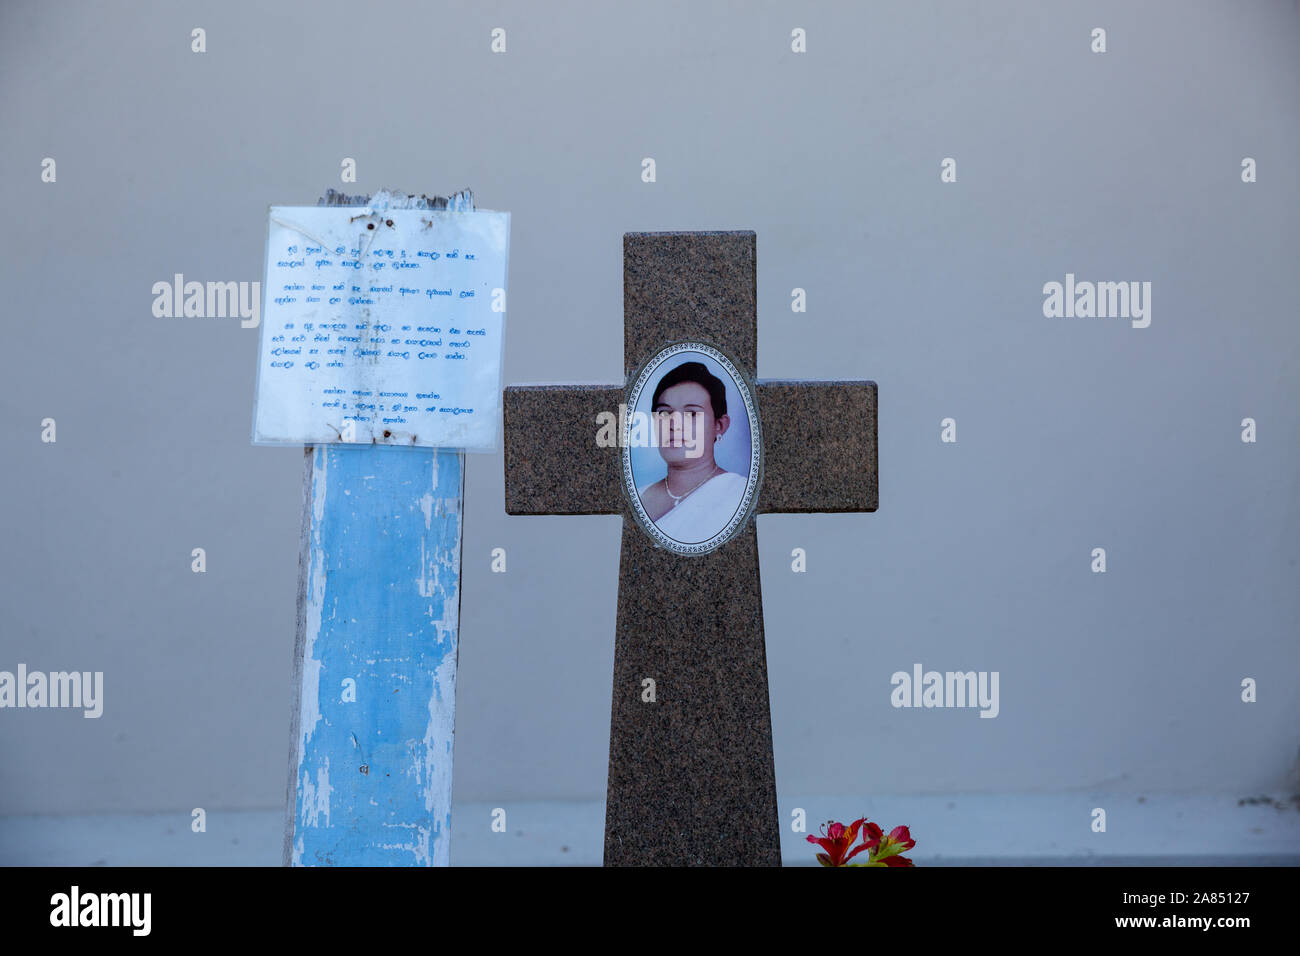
0 0 1296 824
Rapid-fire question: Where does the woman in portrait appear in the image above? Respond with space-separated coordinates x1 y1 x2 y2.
637 361 748 543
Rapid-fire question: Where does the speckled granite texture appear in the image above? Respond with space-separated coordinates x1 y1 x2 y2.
503 232 877 866
754 381 877 514
504 385 624 515
623 232 758 378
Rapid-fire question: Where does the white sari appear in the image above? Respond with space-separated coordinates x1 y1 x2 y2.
640 471 748 544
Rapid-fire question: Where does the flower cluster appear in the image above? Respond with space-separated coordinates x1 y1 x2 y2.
807 817 916 867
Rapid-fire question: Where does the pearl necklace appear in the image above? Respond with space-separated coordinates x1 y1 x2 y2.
665 466 722 508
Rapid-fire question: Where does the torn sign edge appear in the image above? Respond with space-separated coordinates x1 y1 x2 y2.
249 195 510 454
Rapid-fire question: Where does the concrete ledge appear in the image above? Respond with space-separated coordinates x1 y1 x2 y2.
3 792 1297 866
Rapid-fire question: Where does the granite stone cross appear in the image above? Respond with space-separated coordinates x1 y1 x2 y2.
504 231 877 866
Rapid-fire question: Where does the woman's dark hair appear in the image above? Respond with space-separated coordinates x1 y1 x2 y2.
651 361 727 417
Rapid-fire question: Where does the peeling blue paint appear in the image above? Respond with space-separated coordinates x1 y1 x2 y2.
291 443 463 866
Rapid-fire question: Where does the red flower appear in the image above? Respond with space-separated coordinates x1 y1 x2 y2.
806 817 872 867
809 817 918 867
865 824 916 866
888 826 915 850
861 821 884 849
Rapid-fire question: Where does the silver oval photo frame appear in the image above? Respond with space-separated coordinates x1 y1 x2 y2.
621 342 763 556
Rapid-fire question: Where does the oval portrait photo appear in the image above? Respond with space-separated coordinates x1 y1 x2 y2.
622 343 762 555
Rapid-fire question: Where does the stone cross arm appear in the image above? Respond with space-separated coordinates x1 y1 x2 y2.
503 380 877 516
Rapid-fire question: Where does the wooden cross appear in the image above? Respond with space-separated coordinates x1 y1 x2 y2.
504 231 877 865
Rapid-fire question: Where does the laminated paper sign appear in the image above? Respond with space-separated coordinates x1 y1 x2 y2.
252 206 509 450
